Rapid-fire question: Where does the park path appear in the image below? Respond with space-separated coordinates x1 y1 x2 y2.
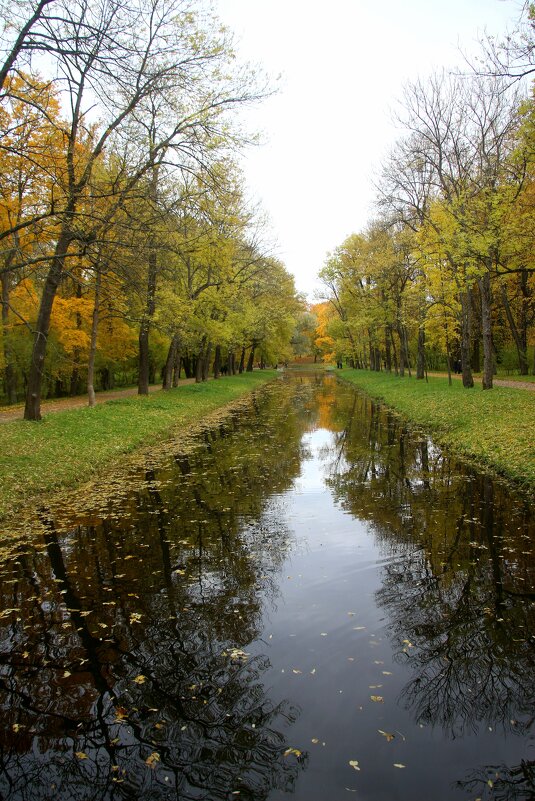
0 381 196 423
426 372 535 391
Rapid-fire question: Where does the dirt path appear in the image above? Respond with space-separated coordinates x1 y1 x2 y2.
0 381 197 423
426 372 535 391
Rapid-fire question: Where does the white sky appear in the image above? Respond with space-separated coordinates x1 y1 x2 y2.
214 0 523 301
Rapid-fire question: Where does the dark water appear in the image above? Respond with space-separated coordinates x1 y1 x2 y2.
1 373 534 801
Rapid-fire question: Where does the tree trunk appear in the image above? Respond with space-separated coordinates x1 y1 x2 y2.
87 266 102 407
501 279 529 375
163 334 180 390
195 338 206 383
138 163 159 396
374 346 381 372
1 272 17 404
445 327 452 386
246 343 255 372
384 325 392 373
172 349 182 386
390 327 399 376
182 355 193 379
397 323 406 377
70 280 83 396
202 341 212 381
213 344 221 379
24 229 72 420
478 271 493 390
416 325 425 379
138 248 157 396
459 289 474 388
470 285 481 373
238 347 245 374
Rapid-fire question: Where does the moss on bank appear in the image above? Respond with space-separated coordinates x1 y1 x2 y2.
340 369 535 489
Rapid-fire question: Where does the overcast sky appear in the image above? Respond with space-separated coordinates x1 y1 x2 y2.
214 0 523 301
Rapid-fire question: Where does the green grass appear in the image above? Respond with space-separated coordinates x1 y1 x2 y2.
0 372 276 522
340 369 535 489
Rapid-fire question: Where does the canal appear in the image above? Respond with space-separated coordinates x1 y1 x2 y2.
0 372 534 800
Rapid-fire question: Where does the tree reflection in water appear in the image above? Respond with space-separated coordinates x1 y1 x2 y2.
2 374 534 801
0 380 315 800
325 387 535 801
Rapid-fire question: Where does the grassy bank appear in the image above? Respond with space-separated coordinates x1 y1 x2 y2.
340 369 535 488
0 372 276 522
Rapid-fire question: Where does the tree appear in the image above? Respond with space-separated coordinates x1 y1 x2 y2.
1 0 265 419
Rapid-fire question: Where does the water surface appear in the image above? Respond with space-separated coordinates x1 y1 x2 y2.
0 373 534 800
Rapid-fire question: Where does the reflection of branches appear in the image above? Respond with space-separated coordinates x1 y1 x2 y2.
458 759 535 801
0 379 313 799
325 380 535 744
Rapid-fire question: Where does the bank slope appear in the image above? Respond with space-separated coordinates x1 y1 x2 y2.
341 370 535 489
0 372 276 523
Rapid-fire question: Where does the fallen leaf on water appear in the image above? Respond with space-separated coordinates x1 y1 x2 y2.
145 752 160 769
349 760 361 771
292 669 302 674
133 675 146 684
75 752 88 760
370 695 384 702
284 748 302 757
378 730 395 742
393 763 406 769
228 648 249 661
311 738 319 744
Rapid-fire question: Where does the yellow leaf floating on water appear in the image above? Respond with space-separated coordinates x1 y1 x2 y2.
145 752 160 769
133 674 146 684
370 695 384 702
227 648 249 661
349 760 361 771
284 748 302 757
378 730 395 742
75 752 88 760
394 763 406 769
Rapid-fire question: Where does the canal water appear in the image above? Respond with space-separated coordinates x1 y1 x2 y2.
0 372 534 801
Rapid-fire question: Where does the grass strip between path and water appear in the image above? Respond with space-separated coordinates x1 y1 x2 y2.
340 369 535 490
0 372 276 524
